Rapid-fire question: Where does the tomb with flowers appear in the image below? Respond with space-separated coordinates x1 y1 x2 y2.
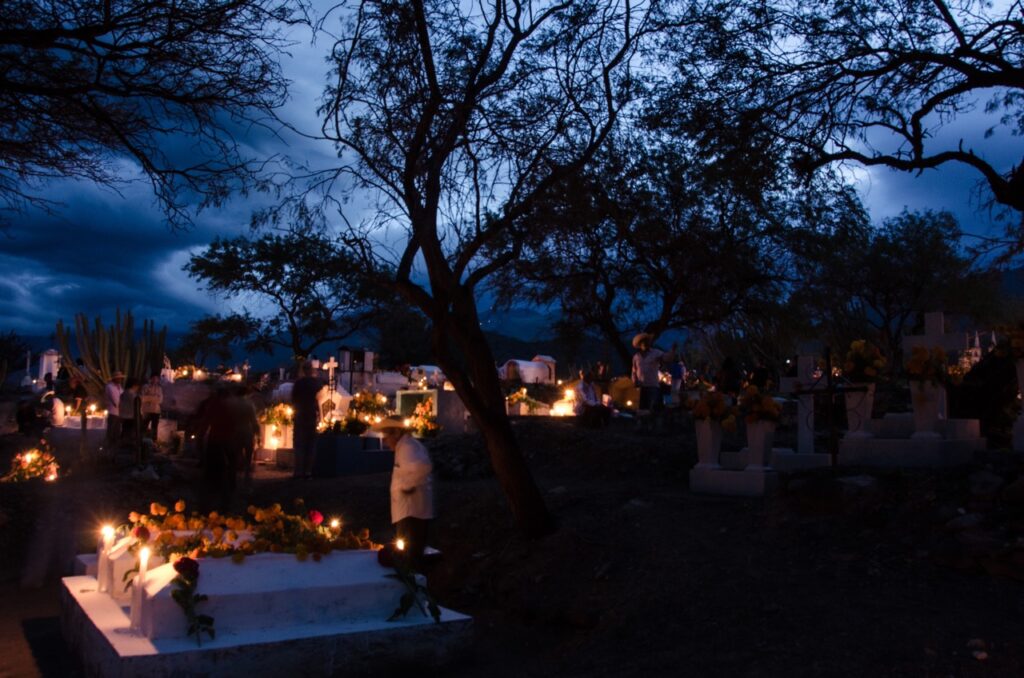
63 501 470 675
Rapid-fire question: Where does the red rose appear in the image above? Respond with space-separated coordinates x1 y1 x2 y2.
173 557 200 580
133 525 150 542
308 510 324 526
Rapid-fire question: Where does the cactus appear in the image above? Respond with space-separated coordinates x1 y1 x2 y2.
56 310 167 397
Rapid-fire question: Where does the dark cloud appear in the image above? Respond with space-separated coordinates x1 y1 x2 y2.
0 12 1019 338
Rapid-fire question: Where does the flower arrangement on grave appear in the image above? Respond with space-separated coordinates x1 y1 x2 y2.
842 339 887 383
342 389 390 434
685 391 737 432
258 403 294 427
2 442 59 483
170 557 215 646
117 499 379 566
904 346 949 386
407 397 441 438
738 386 782 424
506 387 547 413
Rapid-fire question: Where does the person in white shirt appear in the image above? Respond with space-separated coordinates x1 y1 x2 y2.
372 416 434 568
104 371 125 445
631 333 666 412
574 370 610 427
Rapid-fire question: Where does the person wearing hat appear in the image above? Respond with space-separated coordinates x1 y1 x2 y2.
104 370 125 445
372 416 434 567
631 333 671 413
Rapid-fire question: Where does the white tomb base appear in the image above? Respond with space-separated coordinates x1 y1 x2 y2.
838 413 985 468
62 551 470 677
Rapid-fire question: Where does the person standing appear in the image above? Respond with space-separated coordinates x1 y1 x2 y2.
104 371 125 446
196 387 240 513
631 333 667 412
119 378 141 442
291 361 322 479
233 384 259 489
140 373 163 441
373 416 434 569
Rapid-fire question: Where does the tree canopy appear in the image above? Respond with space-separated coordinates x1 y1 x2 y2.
0 0 297 227
186 231 387 359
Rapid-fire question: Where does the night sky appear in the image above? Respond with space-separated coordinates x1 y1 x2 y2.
0 15 1019 339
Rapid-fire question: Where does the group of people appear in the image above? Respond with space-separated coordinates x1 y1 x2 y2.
103 372 164 446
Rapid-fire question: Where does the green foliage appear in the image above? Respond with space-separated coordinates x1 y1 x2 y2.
55 310 166 397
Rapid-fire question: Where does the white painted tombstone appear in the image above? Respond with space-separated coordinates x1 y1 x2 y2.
903 311 962 419
20 350 33 387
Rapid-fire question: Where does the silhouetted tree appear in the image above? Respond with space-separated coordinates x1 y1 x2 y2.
306 0 665 536
723 0 1024 241
186 231 386 359
0 0 297 227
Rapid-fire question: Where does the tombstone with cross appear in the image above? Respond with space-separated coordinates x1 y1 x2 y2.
903 312 963 419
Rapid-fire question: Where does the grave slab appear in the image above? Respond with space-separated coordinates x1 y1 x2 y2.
66 557 473 675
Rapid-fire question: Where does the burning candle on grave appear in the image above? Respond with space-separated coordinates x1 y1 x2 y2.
395 538 405 552
330 518 340 531
101 525 115 552
138 547 151 584
97 524 115 593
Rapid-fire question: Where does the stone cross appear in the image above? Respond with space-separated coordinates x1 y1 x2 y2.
903 311 962 419
323 356 339 385
903 312 965 354
779 353 821 455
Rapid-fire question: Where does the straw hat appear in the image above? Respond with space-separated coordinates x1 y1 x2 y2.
632 332 654 348
369 415 409 433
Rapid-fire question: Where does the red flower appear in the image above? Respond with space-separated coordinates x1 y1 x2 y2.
308 510 324 526
174 557 200 580
133 525 150 542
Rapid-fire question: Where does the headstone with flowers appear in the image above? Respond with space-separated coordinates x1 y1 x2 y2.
63 499 470 675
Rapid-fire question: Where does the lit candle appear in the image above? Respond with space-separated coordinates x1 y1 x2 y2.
102 525 115 551
395 538 405 551
138 546 151 585
97 524 115 593
330 518 340 530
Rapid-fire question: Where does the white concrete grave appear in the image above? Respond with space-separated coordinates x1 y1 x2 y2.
62 550 470 676
836 312 987 467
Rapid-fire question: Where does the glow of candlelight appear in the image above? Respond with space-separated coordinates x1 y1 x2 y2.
101 525 115 549
395 538 405 551
138 547 151 583
330 518 340 530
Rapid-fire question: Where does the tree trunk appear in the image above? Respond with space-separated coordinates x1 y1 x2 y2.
431 290 555 538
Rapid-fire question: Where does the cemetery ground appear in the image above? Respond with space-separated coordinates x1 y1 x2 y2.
1 417 1023 677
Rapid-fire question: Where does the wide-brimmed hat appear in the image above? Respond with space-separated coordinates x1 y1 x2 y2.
632 332 654 348
369 415 409 433
111 370 126 380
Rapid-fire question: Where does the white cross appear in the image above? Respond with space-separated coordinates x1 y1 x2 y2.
323 356 339 383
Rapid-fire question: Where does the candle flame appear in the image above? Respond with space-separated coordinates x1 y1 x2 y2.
101 525 114 540
395 538 405 551
139 547 150 567
330 518 340 529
